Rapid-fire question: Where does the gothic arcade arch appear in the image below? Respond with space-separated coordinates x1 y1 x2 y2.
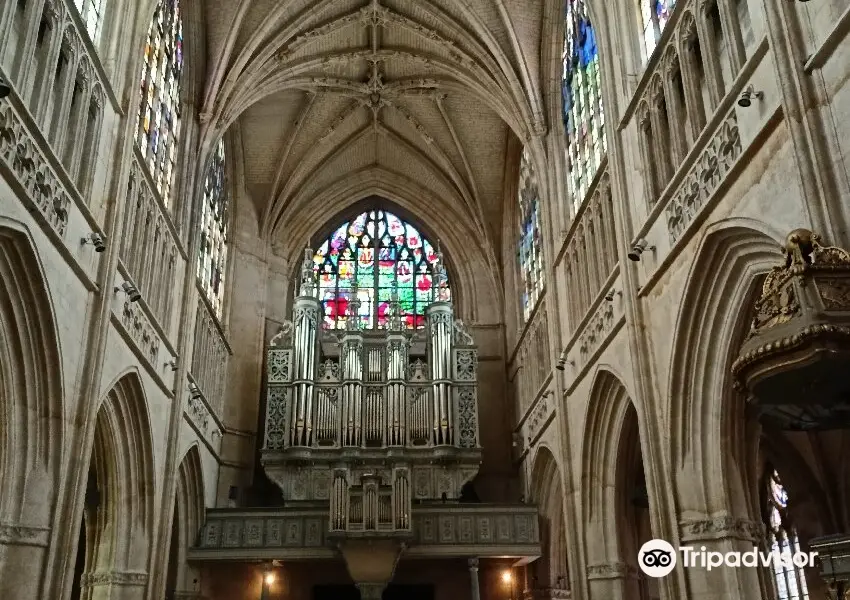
580 369 648 576
0 224 63 521
0 223 63 595
667 220 782 516
529 446 569 590
75 371 156 595
164 445 205 596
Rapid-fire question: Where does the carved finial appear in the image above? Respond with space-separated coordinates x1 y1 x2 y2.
346 285 361 331
300 246 316 296
433 240 449 302
388 284 403 331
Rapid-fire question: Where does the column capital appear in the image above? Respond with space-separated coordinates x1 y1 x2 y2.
679 515 765 544
79 571 149 588
0 523 50 547
356 583 386 600
468 557 479 570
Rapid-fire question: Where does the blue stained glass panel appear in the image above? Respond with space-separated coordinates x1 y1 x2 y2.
517 148 544 321
562 0 605 212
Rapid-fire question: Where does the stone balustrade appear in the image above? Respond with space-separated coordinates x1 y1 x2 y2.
188 504 541 561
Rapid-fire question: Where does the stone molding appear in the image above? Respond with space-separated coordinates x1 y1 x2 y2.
586 562 638 580
679 515 765 543
522 588 571 600
79 571 149 587
0 523 50 547
172 592 206 600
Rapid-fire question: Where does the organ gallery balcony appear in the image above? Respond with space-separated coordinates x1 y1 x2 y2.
187 503 541 562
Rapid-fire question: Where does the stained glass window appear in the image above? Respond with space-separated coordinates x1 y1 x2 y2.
73 0 106 43
641 1 676 59
563 0 606 213
314 210 449 330
765 469 809 600
518 148 544 321
136 0 183 206
197 140 228 319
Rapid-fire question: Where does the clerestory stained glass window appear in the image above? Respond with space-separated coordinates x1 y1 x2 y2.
197 140 228 319
518 148 544 321
136 0 183 206
765 469 809 600
563 0 606 213
314 210 450 330
641 0 676 59
73 0 106 43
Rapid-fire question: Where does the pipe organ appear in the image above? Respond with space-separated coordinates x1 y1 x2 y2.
263 247 482 538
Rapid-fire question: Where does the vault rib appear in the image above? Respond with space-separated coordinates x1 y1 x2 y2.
269 92 318 206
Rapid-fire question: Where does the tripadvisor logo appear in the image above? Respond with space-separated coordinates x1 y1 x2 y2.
638 539 817 577
638 540 677 577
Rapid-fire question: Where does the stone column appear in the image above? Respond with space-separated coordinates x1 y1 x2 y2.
678 515 763 600
585 562 638 600
356 582 386 600
468 558 481 600
0 524 51 599
82 570 148 600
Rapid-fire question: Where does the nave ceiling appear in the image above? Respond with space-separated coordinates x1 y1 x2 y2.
195 0 553 266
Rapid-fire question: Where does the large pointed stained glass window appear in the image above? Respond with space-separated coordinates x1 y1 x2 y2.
314 210 449 330
197 140 228 318
136 0 183 205
518 148 544 321
563 0 606 212
73 0 106 43
765 469 809 600
641 0 676 59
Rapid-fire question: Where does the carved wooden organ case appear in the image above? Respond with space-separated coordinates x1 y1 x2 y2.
262 249 482 537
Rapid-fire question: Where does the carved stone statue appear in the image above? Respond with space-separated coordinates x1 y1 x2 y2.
453 319 474 345
783 228 817 267
269 320 293 347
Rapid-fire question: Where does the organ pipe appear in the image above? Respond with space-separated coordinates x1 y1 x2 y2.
341 289 363 447
290 294 320 447
427 302 453 445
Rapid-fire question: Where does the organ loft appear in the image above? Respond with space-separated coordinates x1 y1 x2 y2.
190 244 541 597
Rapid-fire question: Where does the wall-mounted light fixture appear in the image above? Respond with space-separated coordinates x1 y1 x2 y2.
114 281 141 302
81 232 106 252
738 84 763 108
188 381 202 399
628 239 655 262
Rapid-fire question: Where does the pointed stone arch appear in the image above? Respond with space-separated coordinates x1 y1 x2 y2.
667 219 783 517
528 445 569 591
276 182 501 324
666 219 784 600
77 371 156 594
580 368 646 597
0 223 63 596
165 445 206 596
